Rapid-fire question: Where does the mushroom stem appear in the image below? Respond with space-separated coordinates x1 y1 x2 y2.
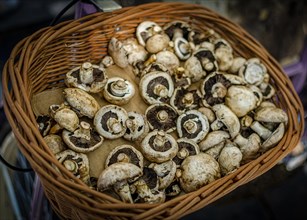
63 160 78 174
77 121 92 140
183 119 197 134
80 62 94 84
153 131 166 148
250 121 272 140
211 82 227 98
177 148 189 159
182 93 194 106
173 28 183 40
157 110 169 122
144 54 157 67
233 133 260 160
107 118 124 134
117 153 130 163
113 181 133 203
110 80 127 96
153 84 168 98
211 120 224 131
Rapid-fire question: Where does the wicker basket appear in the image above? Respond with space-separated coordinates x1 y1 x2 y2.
2 2 304 220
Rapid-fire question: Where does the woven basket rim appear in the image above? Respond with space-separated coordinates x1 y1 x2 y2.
1 2 304 219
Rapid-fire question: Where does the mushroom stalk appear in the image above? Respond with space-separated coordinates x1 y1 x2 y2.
250 121 272 140
80 62 94 84
114 181 133 203
107 118 124 134
74 121 91 140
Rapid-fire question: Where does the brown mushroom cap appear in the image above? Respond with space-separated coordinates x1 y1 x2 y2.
105 145 144 169
132 167 165 204
37 115 53 136
62 121 103 153
173 138 200 166
124 111 149 141
200 72 232 107
93 105 128 139
103 77 135 105
176 110 209 143
141 130 178 163
140 71 174 105
194 49 219 74
56 149 90 184
170 88 201 114
145 103 178 133
65 62 108 93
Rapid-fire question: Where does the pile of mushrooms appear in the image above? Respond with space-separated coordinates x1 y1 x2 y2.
36 20 288 203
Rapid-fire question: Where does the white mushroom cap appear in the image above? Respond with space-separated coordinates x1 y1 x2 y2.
94 105 128 139
140 71 174 105
146 33 170 54
64 88 100 119
155 51 180 74
261 123 285 151
259 82 276 99
254 106 288 123
97 162 143 203
184 56 206 83
218 142 242 175
198 107 216 123
199 130 230 151
225 85 258 117
179 153 220 193
108 37 129 68
124 111 149 141
212 104 240 139
122 37 148 65
149 160 177 190
239 58 267 86
141 130 178 163
136 21 162 47
44 134 66 155
62 121 103 153
234 133 261 161
50 105 79 132
176 110 209 143
229 57 246 74
103 77 135 105
204 141 225 160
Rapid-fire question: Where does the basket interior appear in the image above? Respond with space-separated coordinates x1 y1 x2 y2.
2 2 304 220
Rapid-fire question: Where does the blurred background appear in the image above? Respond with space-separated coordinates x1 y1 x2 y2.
0 0 307 219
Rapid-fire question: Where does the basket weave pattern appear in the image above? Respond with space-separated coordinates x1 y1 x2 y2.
2 3 304 220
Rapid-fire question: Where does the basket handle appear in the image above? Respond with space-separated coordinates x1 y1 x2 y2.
50 0 103 26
